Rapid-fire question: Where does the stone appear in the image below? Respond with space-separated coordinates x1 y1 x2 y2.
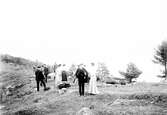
76 107 95 115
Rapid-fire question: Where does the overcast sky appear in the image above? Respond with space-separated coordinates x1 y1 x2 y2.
0 0 166 82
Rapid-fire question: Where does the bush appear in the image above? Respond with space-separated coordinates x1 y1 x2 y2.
96 63 110 82
119 63 142 83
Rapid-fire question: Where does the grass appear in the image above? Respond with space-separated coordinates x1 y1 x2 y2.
1 59 167 115
2 81 167 115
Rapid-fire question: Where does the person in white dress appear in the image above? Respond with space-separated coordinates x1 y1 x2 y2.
88 63 99 95
54 65 62 87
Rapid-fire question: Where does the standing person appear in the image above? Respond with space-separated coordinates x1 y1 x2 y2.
62 70 67 84
75 64 88 96
54 64 62 87
61 64 68 84
44 65 49 83
88 63 99 95
35 66 47 91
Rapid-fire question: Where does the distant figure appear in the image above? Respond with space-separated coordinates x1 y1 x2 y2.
88 63 99 95
62 70 68 83
54 65 62 87
75 64 88 96
44 65 49 83
35 66 47 91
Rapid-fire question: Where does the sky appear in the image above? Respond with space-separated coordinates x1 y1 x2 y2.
0 0 166 82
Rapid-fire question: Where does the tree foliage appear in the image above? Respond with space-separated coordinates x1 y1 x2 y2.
153 41 167 79
68 64 77 77
119 63 142 83
96 62 110 82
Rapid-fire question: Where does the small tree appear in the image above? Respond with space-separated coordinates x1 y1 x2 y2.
96 62 110 82
153 41 167 79
68 64 77 77
119 63 142 83
52 62 59 72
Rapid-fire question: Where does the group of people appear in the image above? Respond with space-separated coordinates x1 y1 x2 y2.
33 65 49 91
33 63 100 96
54 64 68 86
75 63 99 96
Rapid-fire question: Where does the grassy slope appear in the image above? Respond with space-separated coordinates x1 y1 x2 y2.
2 77 167 115
1 55 167 115
0 55 39 114
3 80 167 115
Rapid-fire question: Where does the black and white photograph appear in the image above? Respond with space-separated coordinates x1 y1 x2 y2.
0 0 166 114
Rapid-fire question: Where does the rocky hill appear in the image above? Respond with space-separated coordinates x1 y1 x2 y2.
0 54 43 108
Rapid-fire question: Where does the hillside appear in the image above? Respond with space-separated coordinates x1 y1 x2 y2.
1 55 167 115
0 54 44 113
0 54 39 67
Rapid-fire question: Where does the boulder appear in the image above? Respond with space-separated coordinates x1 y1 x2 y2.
76 107 95 115
58 88 67 95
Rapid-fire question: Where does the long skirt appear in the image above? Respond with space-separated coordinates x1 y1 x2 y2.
88 75 99 94
55 74 62 87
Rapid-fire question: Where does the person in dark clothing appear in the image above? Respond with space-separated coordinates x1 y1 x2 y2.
35 66 47 91
82 67 89 83
62 70 67 82
75 65 88 96
44 65 49 83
